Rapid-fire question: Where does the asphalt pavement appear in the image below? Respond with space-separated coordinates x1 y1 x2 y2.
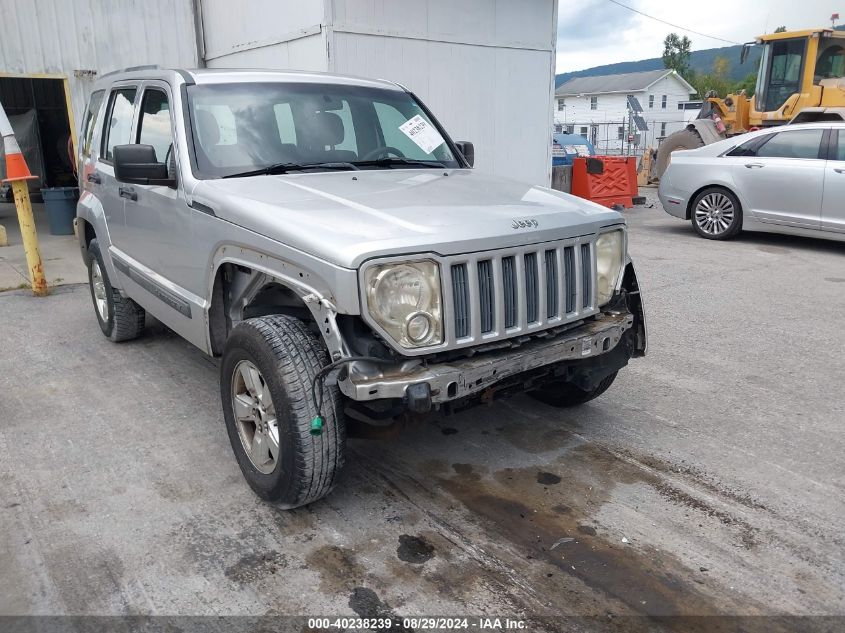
1 190 843 630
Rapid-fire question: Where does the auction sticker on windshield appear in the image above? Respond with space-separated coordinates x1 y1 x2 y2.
399 115 445 154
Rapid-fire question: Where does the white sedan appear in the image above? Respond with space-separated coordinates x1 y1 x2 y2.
658 122 845 241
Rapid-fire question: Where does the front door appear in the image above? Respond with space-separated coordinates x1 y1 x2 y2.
119 80 197 323
822 129 845 233
730 127 826 228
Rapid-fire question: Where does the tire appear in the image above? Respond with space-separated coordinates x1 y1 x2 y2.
690 187 742 240
220 315 345 508
86 239 145 342
656 128 705 177
529 371 618 408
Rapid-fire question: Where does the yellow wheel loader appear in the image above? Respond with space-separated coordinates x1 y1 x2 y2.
656 27 845 177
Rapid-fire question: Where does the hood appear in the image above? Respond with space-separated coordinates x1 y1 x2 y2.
193 169 624 269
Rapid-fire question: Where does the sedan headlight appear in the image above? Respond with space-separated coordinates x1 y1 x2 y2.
364 260 443 348
596 230 625 306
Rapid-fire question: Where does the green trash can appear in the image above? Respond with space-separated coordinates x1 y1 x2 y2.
41 187 79 235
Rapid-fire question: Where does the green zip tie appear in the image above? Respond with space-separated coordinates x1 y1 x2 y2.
310 416 324 437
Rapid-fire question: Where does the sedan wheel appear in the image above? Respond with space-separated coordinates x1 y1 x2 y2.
231 360 280 475
690 188 742 240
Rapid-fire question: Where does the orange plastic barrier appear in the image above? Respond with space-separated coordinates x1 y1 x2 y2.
571 156 638 208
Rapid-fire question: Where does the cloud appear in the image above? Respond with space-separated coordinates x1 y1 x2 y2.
557 0 640 44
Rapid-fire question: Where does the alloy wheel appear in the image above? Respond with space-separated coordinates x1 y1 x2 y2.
231 360 280 474
91 260 109 322
694 192 735 236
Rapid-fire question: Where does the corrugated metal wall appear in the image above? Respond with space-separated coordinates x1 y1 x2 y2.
200 0 327 71
201 0 557 186
329 0 557 185
0 0 198 132
1 0 556 185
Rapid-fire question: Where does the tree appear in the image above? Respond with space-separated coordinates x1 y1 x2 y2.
662 33 692 77
774 26 787 33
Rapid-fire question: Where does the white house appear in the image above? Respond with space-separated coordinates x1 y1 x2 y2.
554 69 696 154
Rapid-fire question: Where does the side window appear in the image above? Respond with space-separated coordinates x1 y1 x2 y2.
726 134 773 157
273 103 297 144
102 88 137 162
755 129 825 160
81 90 104 157
137 89 173 163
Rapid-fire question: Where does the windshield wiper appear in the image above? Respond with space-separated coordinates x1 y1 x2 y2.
222 162 359 178
352 158 446 169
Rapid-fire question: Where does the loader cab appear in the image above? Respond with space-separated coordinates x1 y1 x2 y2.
752 30 845 116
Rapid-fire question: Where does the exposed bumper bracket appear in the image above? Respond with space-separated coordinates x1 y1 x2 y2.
339 311 635 405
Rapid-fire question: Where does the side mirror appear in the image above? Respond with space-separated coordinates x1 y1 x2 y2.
455 141 474 167
740 42 753 65
113 144 174 186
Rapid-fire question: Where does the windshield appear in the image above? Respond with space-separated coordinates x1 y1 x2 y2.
186 82 461 178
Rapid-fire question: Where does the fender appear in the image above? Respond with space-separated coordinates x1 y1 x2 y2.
76 189 119 284
688 118 725 146
207 245 358 360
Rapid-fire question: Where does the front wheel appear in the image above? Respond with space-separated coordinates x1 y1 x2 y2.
690 187 742 240
529 372 618 408
220 315 345 508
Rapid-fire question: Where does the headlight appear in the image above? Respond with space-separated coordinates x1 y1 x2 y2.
364 260 442 348
595 230 625 306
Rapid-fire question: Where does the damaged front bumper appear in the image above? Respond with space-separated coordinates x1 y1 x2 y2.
338 310 636 409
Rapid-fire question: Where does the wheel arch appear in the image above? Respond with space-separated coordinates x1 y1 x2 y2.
206 253 350 361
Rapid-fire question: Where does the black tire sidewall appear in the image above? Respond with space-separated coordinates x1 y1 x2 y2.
86 240 115 338
690 187 742 240
220 324 307 504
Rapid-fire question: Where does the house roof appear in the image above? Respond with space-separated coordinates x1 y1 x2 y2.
555 69 695 97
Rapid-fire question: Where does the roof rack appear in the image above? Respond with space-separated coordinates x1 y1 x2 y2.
98 65 160 80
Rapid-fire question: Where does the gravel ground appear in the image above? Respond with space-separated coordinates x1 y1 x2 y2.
1 190 843 631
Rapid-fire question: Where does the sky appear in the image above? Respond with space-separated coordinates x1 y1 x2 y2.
556 0 843 72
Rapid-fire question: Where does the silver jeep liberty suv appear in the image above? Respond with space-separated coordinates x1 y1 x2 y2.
77 68 647 507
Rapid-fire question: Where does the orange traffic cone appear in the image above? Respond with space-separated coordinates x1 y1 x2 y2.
1 101 47 295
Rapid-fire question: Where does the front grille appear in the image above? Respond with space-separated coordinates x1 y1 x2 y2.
446 237 597 346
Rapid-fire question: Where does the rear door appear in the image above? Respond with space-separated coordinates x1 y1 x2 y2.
730 127 826 228
821 129 845 233
96 84 139 250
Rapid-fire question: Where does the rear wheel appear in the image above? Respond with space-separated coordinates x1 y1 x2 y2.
86 239 145 342
529 372 618 408
690 187 742 240
220 315 345 508
656 128 705 177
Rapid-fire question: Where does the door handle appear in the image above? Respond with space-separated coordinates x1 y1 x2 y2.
118 186 137 201
87 173 101 184
745 163 764 169
835 168 845 174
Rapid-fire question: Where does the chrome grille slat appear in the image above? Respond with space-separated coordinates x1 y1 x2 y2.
524 253 539 324
451 264 470 339
564 246 575 313
544 249 558 319
477 260 495 333
446 236 598 348
581 243 591 310
502 256 517 329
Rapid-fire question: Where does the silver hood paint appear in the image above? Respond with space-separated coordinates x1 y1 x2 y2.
193 169 624 269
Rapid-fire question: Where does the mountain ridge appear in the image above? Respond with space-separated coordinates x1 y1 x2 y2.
556 25 845 88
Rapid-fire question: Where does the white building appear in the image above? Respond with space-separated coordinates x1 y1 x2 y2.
553 69 696 154
0 0 558 186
